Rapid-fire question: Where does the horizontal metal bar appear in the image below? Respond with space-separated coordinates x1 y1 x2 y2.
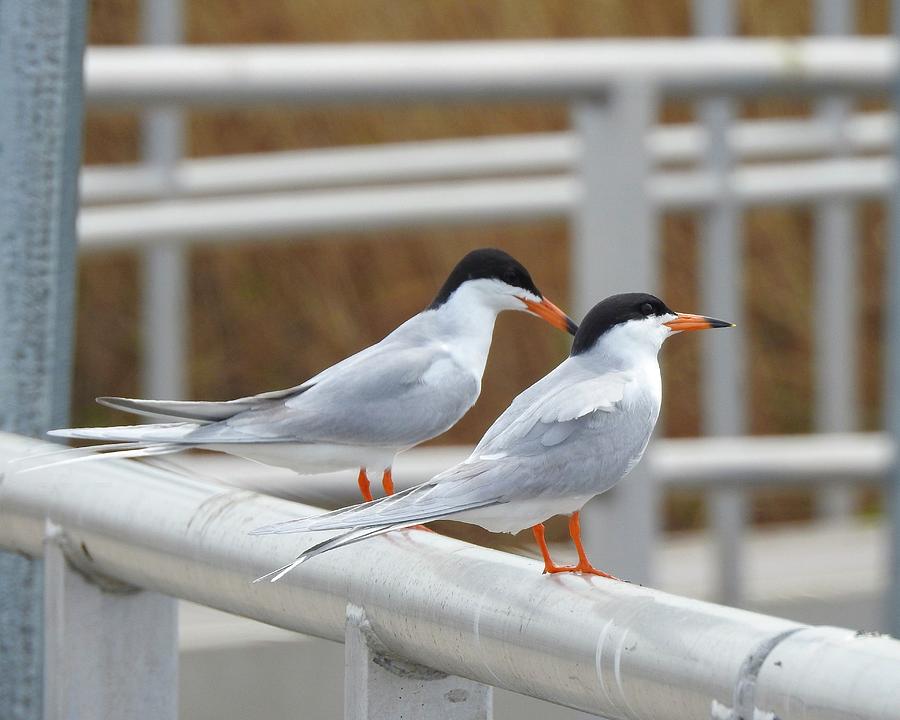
650 156 893 209
80 112 896 205
0 432 897 719
78 176 574 250
167 432 893 511
77 156 894 249
83 38 895 106
80 134 574 205
653 432 894 487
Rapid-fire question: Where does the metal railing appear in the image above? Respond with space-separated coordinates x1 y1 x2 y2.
79 112 898 205
77 34 899 609
1 432 898 719
179 433 895 505
4 0 900 715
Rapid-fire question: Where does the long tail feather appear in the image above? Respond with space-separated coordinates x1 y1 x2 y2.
251 496 502 582
249 485 423 536
8 442 148 474
14 443 183 474
49 421 198 444
97 396 239 423
252 491 501 537
253 524 407 583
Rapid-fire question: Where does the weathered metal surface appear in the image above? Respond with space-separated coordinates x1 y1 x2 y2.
345 603 492 720
0 1 86 717
1 433 898 719
42 523 178 720
887 0 900 639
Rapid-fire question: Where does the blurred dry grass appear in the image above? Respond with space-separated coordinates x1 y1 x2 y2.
76 0 889 531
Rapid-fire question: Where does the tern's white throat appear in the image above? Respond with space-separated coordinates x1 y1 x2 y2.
422 278 541 379
585 315 673 369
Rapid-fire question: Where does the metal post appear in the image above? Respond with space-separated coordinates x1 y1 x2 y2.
140 0 188 400
43 523 178 719
814 0 859 522
345 604 492 720
887 0 900 639
694 0 747 607
571 83 659 585
0 1 87 716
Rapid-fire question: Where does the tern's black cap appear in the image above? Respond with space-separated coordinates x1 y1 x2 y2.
571 293 674 355
428 248 542 309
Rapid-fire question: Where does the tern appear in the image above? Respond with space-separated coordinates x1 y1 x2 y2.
251 292 732 582
49 248 576 501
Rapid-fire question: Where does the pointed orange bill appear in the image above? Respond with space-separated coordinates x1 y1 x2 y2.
520 297 578 335
664 312 734 332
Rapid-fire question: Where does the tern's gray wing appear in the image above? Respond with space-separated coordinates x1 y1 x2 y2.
449 364 655 504
473 360 633 458
284 368 638 525
96 341 393 423
253 461 504 536
185 341 479 447
95 385 309 423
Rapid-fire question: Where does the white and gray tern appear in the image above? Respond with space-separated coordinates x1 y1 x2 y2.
252 292 732 582
49 248 576 501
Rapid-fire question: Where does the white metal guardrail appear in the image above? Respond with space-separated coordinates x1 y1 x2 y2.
82 39 895 104
76 156 895 247
3 0 899 715
175 433 895 507
1 432 898 719
75 33 899 608
79 112 897 205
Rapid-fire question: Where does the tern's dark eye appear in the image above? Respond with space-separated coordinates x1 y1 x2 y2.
503 269 519 285
640 302 654 316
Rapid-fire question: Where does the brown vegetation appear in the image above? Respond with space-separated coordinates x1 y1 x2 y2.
76 0 888 530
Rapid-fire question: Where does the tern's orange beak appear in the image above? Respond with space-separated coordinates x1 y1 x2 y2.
664 312 734 332
520 297 578 335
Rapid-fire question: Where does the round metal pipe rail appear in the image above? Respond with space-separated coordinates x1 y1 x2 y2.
77 176 574 250
168 432 894 508
0 433 897 719
84 38 896 106
78 113 896 206
77 156 894 250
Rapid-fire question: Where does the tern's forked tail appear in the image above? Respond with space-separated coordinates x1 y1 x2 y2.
252 523 411 583
11 441 185 475
250 484 503 582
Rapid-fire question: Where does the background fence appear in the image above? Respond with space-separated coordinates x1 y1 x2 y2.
3 1 900 718
76 4 897 612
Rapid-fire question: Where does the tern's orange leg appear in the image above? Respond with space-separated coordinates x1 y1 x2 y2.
382 468 394 495
357 468 373 503
531 523 578 573
568 512 618 579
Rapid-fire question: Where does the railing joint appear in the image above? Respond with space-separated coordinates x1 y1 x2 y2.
43 521 139 595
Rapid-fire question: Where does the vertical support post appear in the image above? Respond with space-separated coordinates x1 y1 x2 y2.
43 524 178 720
345 604 492 720
694 0 747 607
886 0 900 639
814 0 858 522
571 83 659 585
140 0 188 400
0 2 87 717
